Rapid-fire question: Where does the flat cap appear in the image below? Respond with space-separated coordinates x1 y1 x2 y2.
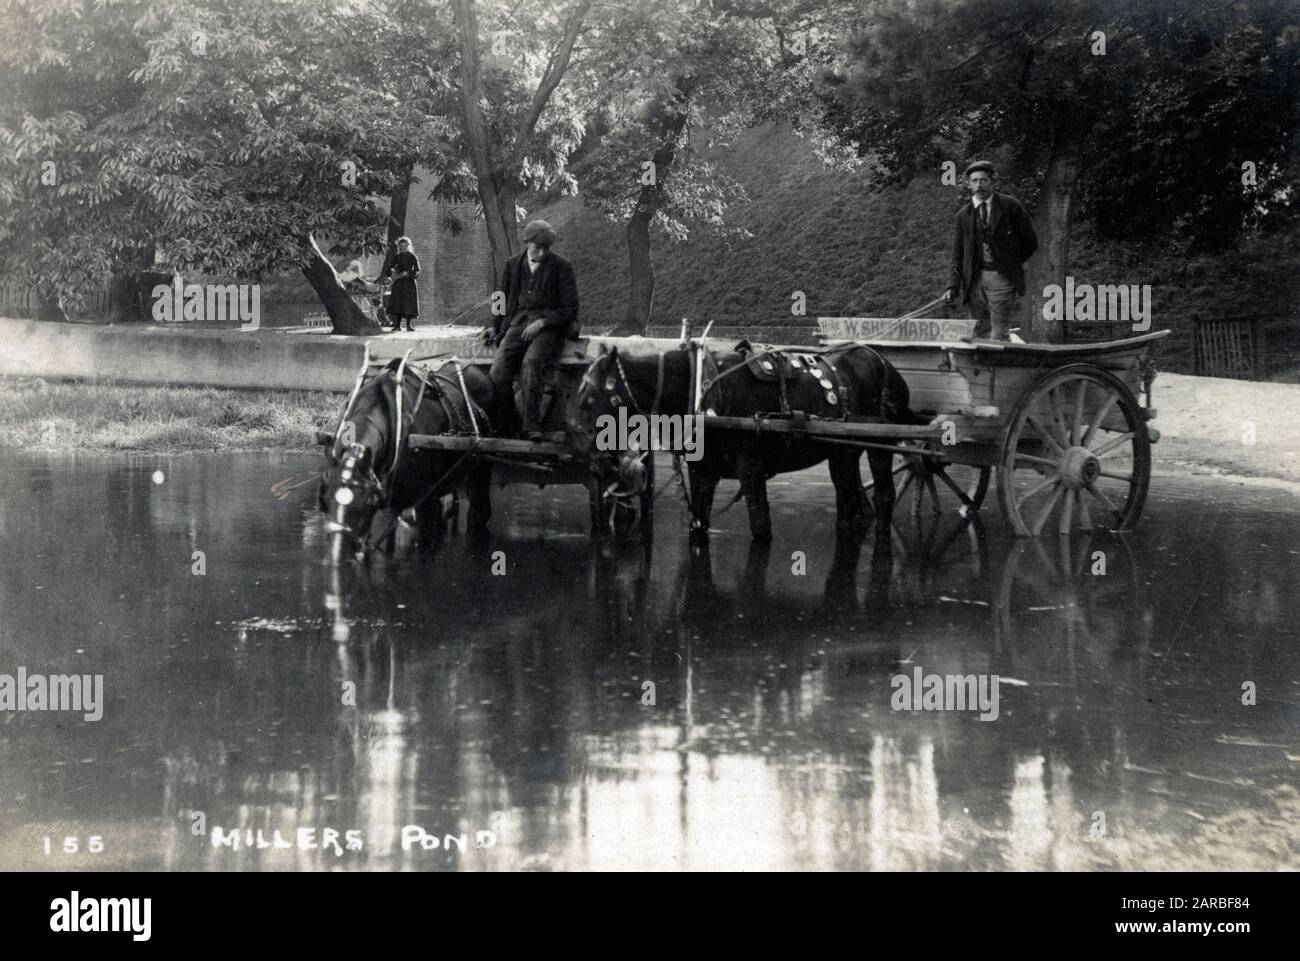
522 219 557 245
963 160 996 177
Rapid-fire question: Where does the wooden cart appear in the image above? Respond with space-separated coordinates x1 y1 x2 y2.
699 318 1168 536
404 340 657 537
398 318 1167 538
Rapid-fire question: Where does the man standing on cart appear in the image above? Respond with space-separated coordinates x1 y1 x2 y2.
944 161 1038 340
484 219 580 441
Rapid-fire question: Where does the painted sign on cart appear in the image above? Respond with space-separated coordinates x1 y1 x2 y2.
818 317 976 342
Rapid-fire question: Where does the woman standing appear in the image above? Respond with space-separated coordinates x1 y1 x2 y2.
384 236 420 332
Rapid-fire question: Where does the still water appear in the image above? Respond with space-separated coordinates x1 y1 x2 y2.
0 452 1296 871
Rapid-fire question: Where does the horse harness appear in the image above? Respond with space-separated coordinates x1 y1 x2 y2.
330 359 487 514
699 342 891 421
607 350 667 416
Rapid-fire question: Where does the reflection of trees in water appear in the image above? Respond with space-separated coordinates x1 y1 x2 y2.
140 495 1287 870
13 455 1296 869
369 524 1167 868
665 523 1168 869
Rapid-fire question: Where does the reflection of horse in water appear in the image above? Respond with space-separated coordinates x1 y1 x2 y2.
579 344 922 543
318 358 495 562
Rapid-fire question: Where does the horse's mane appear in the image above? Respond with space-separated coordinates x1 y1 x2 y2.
332 360 420 469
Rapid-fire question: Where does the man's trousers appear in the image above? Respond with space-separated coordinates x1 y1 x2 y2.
489 321 566 435
968 269 1019 340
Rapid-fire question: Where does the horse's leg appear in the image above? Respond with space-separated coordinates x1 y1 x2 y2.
687 465 719 540
828 449 869 540
740 539 772 600
415 497 445 551
383 511 399 555
466 461 492 531
866 448 896 538
736 448 772 542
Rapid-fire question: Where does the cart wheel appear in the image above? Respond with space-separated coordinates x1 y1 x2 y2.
864 442 991 519
997 364 1151 537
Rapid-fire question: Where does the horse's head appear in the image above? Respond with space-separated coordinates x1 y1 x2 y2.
319 370 401 561
578 344 642 458
320 441 385 560
577 344 621 424
578 345 663 539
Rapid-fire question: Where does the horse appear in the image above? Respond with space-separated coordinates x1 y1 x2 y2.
318 357 495 562
577 342 921 542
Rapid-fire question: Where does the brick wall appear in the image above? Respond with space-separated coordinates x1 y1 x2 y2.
402 170 495 324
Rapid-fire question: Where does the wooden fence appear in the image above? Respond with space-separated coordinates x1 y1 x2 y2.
1192 316 1266 380
0 284 112 319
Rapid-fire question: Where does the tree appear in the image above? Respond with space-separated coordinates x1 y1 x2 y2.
813 0 1300 339
448 0 592 282
569 0 845 333
0 0 459 333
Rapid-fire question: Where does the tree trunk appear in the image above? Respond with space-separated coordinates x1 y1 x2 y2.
376 170 412 284
387 166 413 248
619 80 693 336
108 242 158 323
34 288 67 323
619 207 655 336
1024 145 1079 342
484 180 520 283
302 234 382 336
452 0 587 283
453 0 519 282
108 271 142 323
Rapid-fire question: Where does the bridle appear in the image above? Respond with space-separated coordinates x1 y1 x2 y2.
581 349 667 417
323 443 384 548
324 359 484 555
580 350 685 530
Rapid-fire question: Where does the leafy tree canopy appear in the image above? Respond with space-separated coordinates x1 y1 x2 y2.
814 0 1300 250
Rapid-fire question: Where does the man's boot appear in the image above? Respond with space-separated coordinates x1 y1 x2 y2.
521 384 544 442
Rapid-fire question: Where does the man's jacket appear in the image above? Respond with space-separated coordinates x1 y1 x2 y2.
947 193 1039 303
497 250 580 339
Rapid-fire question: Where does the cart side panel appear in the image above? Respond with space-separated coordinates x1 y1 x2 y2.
956 350 1146 414
871 346 976 416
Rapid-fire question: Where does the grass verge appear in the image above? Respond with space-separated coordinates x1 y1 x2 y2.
1 377 341 452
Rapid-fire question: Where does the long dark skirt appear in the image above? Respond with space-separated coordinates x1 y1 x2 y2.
389 277 418 318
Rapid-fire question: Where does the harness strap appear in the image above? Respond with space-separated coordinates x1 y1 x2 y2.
614 352 647 416
387 349 416 481
700 347 784 412
446 359 481 438
427 375 462 434
333 343 372 459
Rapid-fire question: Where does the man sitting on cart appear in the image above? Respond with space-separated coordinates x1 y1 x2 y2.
943 160 1038 340
484 219 580 441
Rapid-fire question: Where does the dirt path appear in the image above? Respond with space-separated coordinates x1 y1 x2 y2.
1152 372 1300 486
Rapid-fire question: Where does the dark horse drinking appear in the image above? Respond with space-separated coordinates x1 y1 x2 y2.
318 356 495 562
578 342 920 541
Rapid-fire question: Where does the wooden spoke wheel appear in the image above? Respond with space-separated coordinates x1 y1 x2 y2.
864 441 991 520
997 365 1151 537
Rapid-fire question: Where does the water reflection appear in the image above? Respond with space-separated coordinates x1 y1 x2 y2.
0 453 1296 871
